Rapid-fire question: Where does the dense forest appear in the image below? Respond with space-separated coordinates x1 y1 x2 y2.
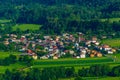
0 0 120 34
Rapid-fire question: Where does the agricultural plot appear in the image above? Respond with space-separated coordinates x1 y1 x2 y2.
0 52 20 59
13 24 41 31
0 63 25 73
33 57 114 68
102 38 120 47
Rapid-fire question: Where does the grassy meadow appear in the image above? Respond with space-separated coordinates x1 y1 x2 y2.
13 24 41 31
0 52 21 59
102 38 120 47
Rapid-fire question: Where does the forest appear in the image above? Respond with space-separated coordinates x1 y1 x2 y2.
0 0 120 35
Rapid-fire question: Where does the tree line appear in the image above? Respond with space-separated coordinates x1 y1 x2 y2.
0 0 119 36
0 55 33 66
0 0 119 23
0 64 120 80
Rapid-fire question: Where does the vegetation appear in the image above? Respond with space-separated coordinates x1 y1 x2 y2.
0 52 20 59
0 0 120 80
102 38 120 47
0 19 11 23
0 0 119 35
0 64 120 80
34 57 114 67
101 18 120 23
13 24 41 31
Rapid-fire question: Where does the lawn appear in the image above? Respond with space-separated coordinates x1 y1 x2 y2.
13 24 41 31
102 38 120 47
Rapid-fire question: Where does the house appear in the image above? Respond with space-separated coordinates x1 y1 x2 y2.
40 56 48 59
111 49 116 53
12 39 21 43
27 49 36 56
19 46 26 52
32 54 38 60
96 53 102 57
86 40 91 45
49 48 53 52
69 50 74 54
53 54 58 59
90 54 95 57
80 53 86 58
81 49 87 54
44 36 50 39
102 45 111 51
108 50 113 54
102 36 107 39
76 56 80 58
95 42 100 45
92 36 97 43
4 41 9 45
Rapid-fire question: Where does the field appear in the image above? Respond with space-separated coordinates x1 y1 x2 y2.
59 77 120 80
102 38 120 47
0 51 120 75
1 54 119 73
0 19 11 23
0 52 25 73
13 24 41 31
0 63 25 73
101 18 120 23
0 52 21 59
33 57 114 68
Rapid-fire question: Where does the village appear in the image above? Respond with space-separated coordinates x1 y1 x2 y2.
2 32 118 60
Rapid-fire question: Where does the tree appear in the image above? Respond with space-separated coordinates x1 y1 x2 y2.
75 76 83 80
111 65 120 76
65 67 75 77
4 69 12 80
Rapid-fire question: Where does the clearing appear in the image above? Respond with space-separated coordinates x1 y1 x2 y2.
13 24 41 31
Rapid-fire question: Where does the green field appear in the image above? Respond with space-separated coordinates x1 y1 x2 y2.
59 77 120 80
0 52 21 59
102 38 120 47
0 63 25 73
101 18 120 23
0 19 11 23
0 51 120 74
34 57 113 67
0 52 25 73
13 24 41 31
